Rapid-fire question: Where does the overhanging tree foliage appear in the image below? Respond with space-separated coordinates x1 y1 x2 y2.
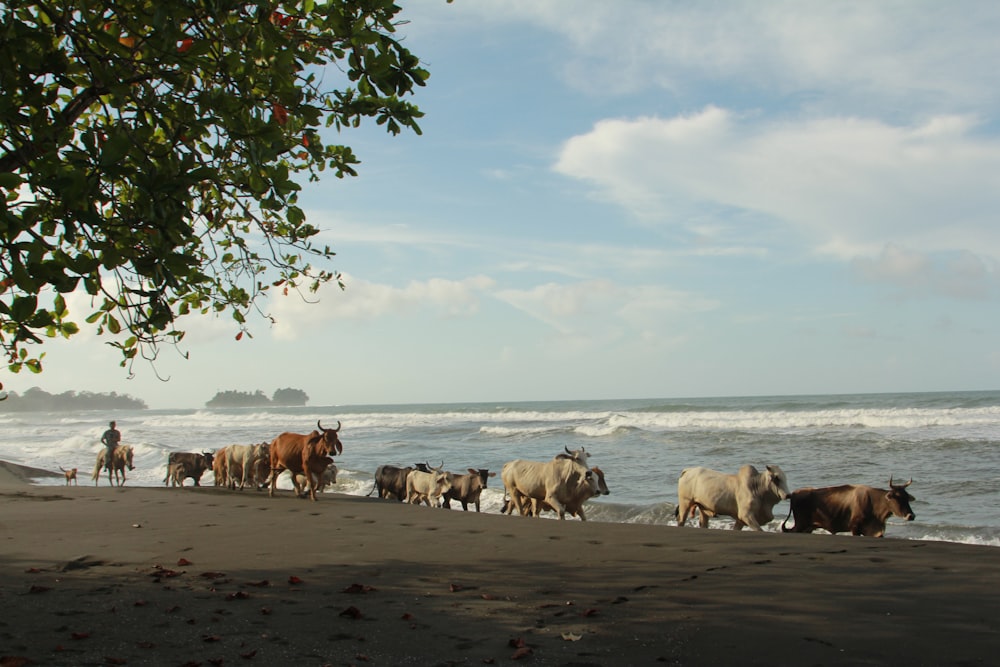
0 0 427 374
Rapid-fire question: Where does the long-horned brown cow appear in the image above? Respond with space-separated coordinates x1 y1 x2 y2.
265 420 343 501
781 477 916 537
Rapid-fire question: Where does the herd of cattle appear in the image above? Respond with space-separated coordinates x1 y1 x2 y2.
91 419 918 537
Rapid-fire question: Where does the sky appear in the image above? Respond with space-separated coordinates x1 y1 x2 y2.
11 1 1000 409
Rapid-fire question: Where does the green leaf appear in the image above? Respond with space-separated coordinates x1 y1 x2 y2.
11 295 38 322
0 173 23 189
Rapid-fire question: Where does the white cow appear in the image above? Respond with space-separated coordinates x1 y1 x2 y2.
522 466 611 518
501 457 601 521
555 446 591 466
226 442 269 491
676 464 790 531
406 466 453 506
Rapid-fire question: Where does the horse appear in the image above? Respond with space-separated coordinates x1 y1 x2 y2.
91 445 135 487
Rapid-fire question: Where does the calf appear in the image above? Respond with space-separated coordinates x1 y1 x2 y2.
163 451 214 487
294 456 338 495
166 461 193 487
406 466 453 506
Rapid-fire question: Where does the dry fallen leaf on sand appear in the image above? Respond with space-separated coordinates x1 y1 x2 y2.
339 606 363 619
342 583 377 594
0 657 33 667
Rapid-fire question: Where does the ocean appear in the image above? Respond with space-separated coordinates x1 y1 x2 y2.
2 390 998 547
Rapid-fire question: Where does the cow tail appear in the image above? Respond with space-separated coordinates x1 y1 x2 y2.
366 478 378 497
780 503 794 532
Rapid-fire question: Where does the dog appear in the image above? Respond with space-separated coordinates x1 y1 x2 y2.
59 466 78 486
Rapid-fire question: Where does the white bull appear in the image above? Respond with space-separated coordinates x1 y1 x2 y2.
676 464 790 531
501 457 601 521
406 466 452 506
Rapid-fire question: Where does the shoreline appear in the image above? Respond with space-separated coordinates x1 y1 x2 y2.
1 462 998 665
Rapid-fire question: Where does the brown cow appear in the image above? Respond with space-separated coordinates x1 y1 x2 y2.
213 446 229 487
781 477 916 537
441 468 496 512
265 420 343 501
163 451 214 487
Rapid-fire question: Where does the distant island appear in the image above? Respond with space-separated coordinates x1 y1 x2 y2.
205 388 309 408
1 387 148 411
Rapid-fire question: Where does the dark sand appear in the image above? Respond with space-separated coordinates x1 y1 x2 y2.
0 460 997 666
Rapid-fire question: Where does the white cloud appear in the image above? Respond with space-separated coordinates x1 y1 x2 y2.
852 244 998 300
495 280 717 340
268 274 496 340
555 109 1000 262
436 2 1000 112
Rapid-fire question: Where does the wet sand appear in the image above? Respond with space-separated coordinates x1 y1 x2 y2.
0 460 997 666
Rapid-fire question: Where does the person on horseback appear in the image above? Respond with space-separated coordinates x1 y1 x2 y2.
101 421 121 470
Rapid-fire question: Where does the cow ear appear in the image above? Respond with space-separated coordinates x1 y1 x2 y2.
488 472 497 477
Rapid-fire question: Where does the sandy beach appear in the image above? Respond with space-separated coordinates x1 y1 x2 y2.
1 461 997 666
